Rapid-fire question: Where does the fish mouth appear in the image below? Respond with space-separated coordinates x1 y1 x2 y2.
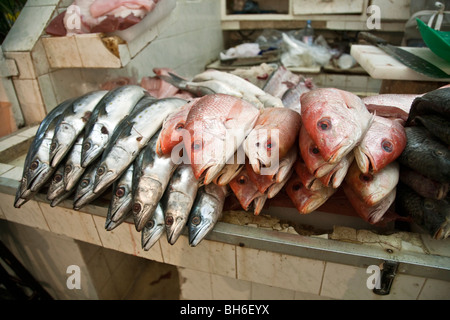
73 190 96 211
325 139 355 164
81 144 102 168
166 217 187 245
199 162 226 185
213 164 244 186
28 164 54 192
189 222 212 247
142 225 165 250
354 147 373 174
50 145 69 168
93 170 116 194
253 194 268 215
65 166 85 191
109 197 132 223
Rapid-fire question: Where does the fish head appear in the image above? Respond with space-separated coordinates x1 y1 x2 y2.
213 163 244 186
188 201 216 247
345 161 399 207
286 174 335 214
81 122 109 167
73 173 95 210
93 146 133 194
299 125 337 179
132 177 164 232
244 126 280 175
50 122 77 167
63 162 84 191
25 155 53 193
47 167 65 201
108 183 132 223
354 116 407 174
301 88 371 164
141 204 165 250
163 191 192 245
229 167 266 213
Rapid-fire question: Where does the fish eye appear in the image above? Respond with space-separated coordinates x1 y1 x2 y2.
310 146 320 155
255 142 260 147
65 164 73 173
434 150 444 157
165 216 174 226
80 179 90 188
30 160 39 170
292 183 303 191
115 187 125 198
132 203 142 213
50 142 57 151
191 140 202 152
97 166 106 176
53 174 63 183
265 139 275 151
146 220 155 229
83 142 91 151
192 216 201 225
317 118 332 131
175 123 184 130
237 175 247 185
381 140 393 153
359 174 373 183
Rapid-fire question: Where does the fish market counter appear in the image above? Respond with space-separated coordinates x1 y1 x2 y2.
1 126 449 300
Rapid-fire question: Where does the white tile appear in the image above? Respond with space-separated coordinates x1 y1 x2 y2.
211 274 251 300
160 235 236 278
75 34 122 68
42 36 82 69
251 282 295 300
2 6 55 52
321 262 425 300
31 39 51 77
0 134 28 153
92 215 164 262
25 0 60 6
38 74 58 113
418 278 450 300
39 202 102 246
0 193 49 231
12 79 46 125
0 166 23 181
0 163 15 176
4 52 36 80
15 125 39 139
236 247 325 294
178 267 213 300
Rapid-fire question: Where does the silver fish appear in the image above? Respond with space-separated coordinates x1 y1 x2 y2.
50 90 108 168
188 184 227 247
14 97 76 208
141 203 165 251
93 96 186 194
81 85 148 168
105 163 134 231
63 135 85 191
73 159 102 210
47 163 69 206
161 164 199 245
132 132 178 232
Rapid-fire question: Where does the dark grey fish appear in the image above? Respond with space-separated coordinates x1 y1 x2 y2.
81 85 148 168
141 203 165 251
14 97 76 207
73 159 102 210
397 126 450 183
414 114 450 146
281 78 315 113
396 183 450 240
188 184 228 247
63 135 85 191
47 162 72 207
105 163 134 231
400 166 449 200
132 131 178 232
161 164 199 245
50 90 108 168
407 87 450 124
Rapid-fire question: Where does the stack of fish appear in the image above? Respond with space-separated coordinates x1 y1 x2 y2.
291 87 407 225
395 87 450 240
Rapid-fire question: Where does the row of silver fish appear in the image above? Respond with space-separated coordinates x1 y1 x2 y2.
14 84 229 249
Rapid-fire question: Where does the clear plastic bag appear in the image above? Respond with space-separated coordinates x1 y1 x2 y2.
280 33 331 68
